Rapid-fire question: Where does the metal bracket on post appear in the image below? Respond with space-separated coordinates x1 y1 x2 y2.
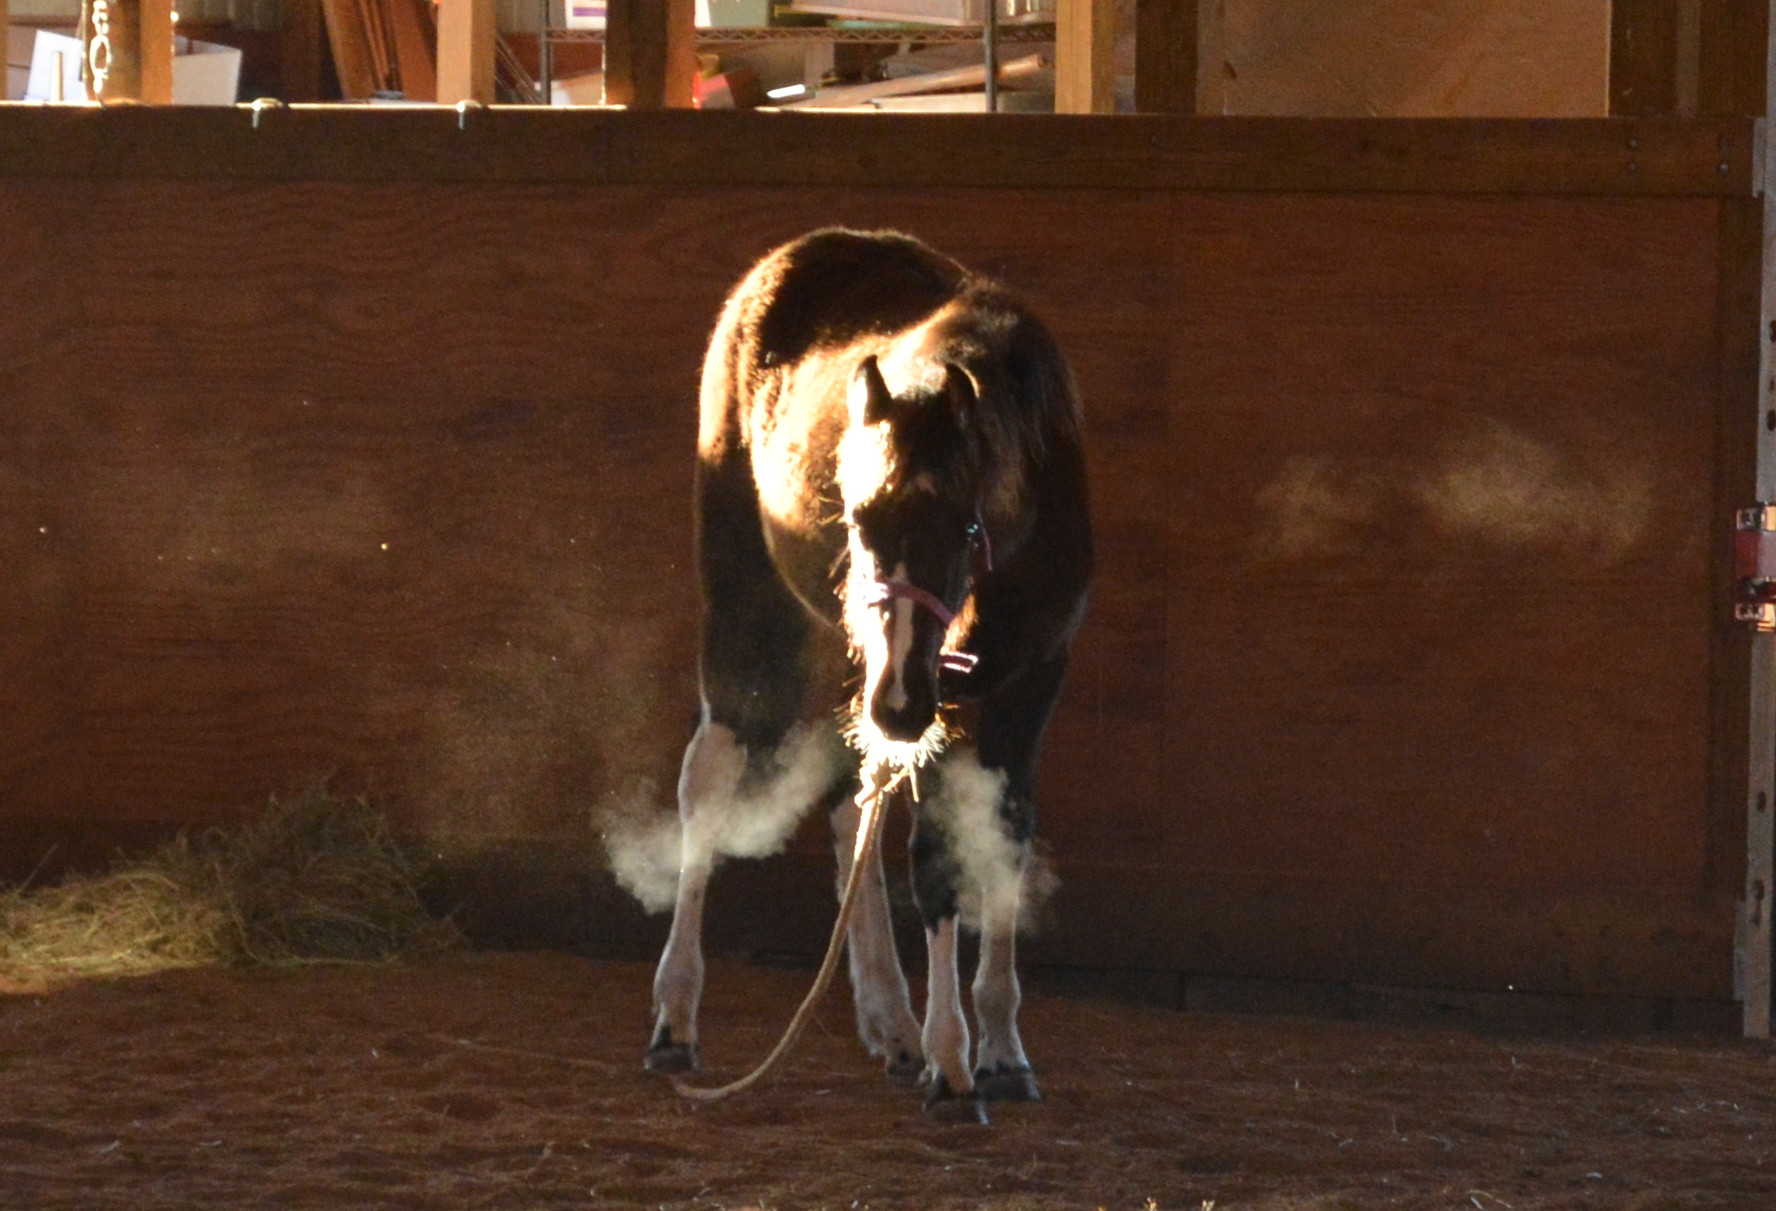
1741 22 1776 1038
1735 505 1776 630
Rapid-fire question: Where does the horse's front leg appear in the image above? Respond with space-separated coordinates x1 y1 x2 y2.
972 870 1040 1101
967 654 1070 1102
909 811 986 1122
831 788 924 1081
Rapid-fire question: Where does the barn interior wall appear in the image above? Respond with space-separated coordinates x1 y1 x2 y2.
0 113 1752 1004
1201 0 1612 117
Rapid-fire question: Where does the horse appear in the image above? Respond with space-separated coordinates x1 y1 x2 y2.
644 228 1092 1117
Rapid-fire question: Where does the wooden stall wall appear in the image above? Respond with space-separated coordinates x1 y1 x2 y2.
0 110 1756 1004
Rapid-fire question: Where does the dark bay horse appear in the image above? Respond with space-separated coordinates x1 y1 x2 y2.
645 228 1091 1114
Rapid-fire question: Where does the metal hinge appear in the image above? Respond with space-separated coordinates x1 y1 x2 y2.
1735 506 1776 630
1757 117 1770 199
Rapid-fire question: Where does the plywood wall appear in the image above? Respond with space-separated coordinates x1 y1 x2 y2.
1198 0 1611 116
0 114 1750 999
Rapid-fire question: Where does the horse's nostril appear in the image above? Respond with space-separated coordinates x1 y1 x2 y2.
870 685 936 742
874 708 933 743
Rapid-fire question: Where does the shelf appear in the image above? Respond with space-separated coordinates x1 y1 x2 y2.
544 23 1057 46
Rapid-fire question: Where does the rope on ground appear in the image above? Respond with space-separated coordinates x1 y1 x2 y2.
670 756 907 1102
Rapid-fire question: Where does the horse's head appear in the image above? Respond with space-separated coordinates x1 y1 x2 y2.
837 352 990 759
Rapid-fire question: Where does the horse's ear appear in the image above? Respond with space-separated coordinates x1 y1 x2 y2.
942 362 978 425
850 356 894 426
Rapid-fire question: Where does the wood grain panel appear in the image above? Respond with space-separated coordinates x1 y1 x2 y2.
0 168 1746 999
1165 195 1721 905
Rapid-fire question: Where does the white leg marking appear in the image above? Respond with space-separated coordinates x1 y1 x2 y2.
832 794 922 1074
922 917 972 1095
650 720 844 1063
649 720 744 1055
973 901 1031 1078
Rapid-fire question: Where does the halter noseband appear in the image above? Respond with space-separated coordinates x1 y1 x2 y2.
856 515 992 674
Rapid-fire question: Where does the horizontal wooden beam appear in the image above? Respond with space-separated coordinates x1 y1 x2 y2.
0 109 1755 197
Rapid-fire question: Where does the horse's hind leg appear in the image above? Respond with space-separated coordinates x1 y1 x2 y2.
831 786 923 1081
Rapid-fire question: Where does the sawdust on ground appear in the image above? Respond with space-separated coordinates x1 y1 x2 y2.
0 952 1772 1209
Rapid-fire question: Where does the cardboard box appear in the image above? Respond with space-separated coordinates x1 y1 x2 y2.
549 70 605 106
170 35 242 106
22 30 81 102
8 25 40 101
22 30 241 104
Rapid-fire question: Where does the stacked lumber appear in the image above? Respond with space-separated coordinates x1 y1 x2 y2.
790 46 1055 111
320 0 436 101
321 0 541 104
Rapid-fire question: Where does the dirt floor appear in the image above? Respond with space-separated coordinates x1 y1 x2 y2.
0 952 1772 1210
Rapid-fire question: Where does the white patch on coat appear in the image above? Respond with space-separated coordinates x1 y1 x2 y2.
922 917 971 1093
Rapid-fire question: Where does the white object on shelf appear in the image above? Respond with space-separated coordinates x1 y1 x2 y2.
564 1 761 31
786 0 1053 25
24 30 241 105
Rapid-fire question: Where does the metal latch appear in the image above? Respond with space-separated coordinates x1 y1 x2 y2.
1736 506 1776 630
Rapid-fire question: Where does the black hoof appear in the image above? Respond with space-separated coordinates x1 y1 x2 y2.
884 1050 924 1084
974 1064 1042 1102
922 1072 989 1125
644 1027 699 1073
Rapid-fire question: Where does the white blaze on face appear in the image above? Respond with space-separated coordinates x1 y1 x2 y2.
883 561 914 713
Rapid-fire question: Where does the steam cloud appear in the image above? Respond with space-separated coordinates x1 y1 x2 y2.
604 730 1055 935
1255 416 1651 566
924 749 1056 933
602 722 846 913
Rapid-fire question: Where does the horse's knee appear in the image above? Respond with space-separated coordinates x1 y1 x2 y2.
908 816 961 927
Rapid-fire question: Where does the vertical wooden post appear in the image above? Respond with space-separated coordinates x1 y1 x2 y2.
1698 0 1769 117
1195 0 1226 115
1734 0 1776 1042
603 0 695 109
281 0 326 102
1610 0 1682 115
437 0 497 105
1135 0 1196 114
1055 0 1115 114
87 0 174 103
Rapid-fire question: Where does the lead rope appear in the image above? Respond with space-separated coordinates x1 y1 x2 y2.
671 754 910 1101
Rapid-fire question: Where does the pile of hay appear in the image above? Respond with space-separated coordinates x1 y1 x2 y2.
0 787 460 982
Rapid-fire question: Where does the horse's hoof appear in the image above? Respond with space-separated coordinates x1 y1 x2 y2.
884 1049 924 1084
644 1031 700 1074
922 1072 989 1125
974 1064 1042 1102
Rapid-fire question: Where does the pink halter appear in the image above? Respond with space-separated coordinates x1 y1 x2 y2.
855 515 992 674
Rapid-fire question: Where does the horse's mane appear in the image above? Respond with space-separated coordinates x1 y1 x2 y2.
887 283 1082 515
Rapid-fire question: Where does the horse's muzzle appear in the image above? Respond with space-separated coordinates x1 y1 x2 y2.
868 668 939 743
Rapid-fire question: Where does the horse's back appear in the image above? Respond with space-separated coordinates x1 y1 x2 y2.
699 230 970 459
